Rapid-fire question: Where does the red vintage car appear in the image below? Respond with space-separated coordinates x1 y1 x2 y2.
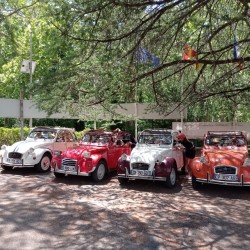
190 131 250 189
51 129 132 181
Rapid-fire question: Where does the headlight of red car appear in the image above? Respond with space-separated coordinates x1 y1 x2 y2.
243 158 250 167
54 150 62 157
200 156 209 166
83 151 91 158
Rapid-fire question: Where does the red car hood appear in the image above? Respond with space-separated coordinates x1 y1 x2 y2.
62 145 108 159
205 150 246 166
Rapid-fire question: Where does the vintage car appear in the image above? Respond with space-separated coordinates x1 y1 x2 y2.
0 126 77 172
190 131 250 189
117 129 185 188
51 129 133 182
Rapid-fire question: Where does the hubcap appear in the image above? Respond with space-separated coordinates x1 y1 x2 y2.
41 156 51 171
97 164 105 180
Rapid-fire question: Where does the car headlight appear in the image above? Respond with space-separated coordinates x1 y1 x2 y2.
54 150 62 156
1 145 7 150
28 147 35 154
200 156 209 165
243 158 250 167
83 151 91 158
120 153 129 161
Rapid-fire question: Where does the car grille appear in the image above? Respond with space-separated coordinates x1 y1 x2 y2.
8 152 22 159
214 166 236 175
62 158 77 167
131 163 149 170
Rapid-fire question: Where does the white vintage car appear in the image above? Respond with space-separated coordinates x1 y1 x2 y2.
117 129 185 188
0 126 77 172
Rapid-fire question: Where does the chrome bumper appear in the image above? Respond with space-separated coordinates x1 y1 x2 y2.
196 172 250 186
118 168 167 182
53 163 91 176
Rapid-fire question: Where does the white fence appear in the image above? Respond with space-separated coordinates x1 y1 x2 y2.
0 98 185 120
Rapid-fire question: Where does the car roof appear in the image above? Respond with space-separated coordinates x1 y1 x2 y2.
140 129 177 135
31 126 74 133
85 129 112 136
206 131 245 136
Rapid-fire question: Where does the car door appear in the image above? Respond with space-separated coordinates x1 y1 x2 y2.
107 139 124 169
53 130 68 152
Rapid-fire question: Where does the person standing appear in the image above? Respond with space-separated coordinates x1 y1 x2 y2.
176 133 196 174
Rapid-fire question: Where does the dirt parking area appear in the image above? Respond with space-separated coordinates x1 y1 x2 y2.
0 167 250 250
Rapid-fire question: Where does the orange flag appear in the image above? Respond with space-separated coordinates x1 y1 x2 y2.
183 44 200 70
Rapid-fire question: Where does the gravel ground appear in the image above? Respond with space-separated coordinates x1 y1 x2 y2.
0 167 250 250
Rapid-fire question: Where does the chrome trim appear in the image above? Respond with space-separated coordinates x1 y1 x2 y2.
118 173 167 182
195 174 250 186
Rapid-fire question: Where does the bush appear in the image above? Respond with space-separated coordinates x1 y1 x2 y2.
0 127 30 146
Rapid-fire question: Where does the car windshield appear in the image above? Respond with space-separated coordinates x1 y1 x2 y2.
138 132 172 145
205 135 246 147
28 129 56 140
81 133 110 145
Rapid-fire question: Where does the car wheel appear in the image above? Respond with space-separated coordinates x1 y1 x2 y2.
118 177 129 185
92 160 107 182
35 153 52 172
54 172 65 178
165 166 177 188
1 165 13 171
192 175 202 190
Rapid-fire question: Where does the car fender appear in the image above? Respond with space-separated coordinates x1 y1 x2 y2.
155 157 176 177
26 148 52 165
117 156 130 174
189 157 208 176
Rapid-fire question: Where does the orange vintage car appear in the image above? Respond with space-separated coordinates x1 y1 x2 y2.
190 131 250 189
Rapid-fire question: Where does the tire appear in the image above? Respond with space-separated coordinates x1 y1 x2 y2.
192 175 202 190
1 165 13 171
118 177 129 185
92 160 107 182
54 172 65 178
35 153 52 172
165 166 177 188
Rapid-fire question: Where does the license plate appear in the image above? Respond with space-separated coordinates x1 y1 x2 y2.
214 174 238 181
131 170 151 176
63 165 76 172
7 158 22 164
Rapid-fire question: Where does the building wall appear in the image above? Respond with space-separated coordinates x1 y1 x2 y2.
173 122 250 139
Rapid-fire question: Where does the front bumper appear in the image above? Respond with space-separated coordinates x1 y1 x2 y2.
118 168 167 182
195 172 250 186
1 159 35 168
53 163 92 176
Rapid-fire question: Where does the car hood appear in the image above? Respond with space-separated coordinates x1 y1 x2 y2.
130 145 172 167
62 145 108 159
7 140 53 153
205 150 246 166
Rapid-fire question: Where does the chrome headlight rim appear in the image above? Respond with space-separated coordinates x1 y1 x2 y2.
1 144 7 150
83 151 91 158
120 153 129 161
28 147 35 154
243 158 250 167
